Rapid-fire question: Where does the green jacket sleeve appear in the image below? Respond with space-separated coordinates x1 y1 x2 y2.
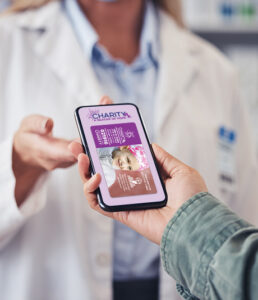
161 192 258 300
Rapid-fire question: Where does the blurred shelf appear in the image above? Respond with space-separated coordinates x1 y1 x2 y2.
194 30 258 47
183 0 258 35
191 26 258 34
187 22 258 46
187 21 258 34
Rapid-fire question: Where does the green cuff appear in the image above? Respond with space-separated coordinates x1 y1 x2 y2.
161 192 251 299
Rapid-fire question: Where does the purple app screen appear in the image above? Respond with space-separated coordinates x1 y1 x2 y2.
78 105 165 206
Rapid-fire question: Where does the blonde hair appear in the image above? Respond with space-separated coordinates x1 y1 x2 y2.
159 0 184 27
6 0 184 27
7 0 54 12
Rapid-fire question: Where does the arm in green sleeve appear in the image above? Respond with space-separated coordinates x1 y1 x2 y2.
161 192 258 300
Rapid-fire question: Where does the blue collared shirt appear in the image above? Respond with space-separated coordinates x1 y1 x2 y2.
64 0 161 281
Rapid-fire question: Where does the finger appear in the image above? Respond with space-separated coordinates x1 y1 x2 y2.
83 184 99 210
83 175 115 219
21 115 54 135
83 174 101 210
152 143 185 177
37 136 77 163
84 173 101 193
99 96 113 105
68 140 84 159
78 153 91 182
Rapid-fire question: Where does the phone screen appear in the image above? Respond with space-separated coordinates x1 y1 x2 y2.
76 104 166 210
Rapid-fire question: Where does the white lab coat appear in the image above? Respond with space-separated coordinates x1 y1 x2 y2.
0 2 257 300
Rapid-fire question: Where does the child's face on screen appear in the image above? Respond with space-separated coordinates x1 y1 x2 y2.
112 148 140 171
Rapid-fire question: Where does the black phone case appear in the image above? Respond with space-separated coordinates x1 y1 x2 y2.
74 103 167 212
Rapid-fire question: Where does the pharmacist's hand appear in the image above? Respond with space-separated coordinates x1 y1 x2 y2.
13 115 76 206
70 141 208 245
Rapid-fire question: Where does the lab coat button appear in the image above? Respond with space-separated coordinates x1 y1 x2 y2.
96 253 110 267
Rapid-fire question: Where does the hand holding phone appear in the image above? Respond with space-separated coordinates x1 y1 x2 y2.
74 104 167 212
70 143 208 244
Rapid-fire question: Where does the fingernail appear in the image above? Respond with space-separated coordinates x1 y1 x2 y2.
101 96 111 104
42 119 48 130
41 120 46 129
89 174 99 186
42 119 53 131
91 174 97 180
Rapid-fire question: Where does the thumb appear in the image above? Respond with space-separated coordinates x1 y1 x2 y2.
152 143 184 177
99 96 113 105
21 115 54 135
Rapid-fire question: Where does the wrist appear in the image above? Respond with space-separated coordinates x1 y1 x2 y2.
155 208 178 245
12 145 46 207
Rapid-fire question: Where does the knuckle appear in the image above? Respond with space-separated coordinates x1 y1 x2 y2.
190 168 199 176
186 168 196 177
84 182 92 194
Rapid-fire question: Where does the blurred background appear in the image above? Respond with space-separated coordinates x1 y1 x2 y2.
1 0 258 152
182 0 258 154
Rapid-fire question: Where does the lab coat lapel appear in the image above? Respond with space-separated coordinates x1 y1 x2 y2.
155 11 199 137
17 2 114 270
18 2 103 106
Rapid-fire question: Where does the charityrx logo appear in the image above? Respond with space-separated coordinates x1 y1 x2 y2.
88 109 131 122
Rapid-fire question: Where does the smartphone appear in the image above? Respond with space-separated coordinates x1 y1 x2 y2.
75 104 167 212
